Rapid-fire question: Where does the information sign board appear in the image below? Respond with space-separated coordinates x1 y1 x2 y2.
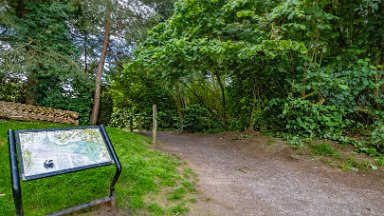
15 126 114 181
8 125 121 216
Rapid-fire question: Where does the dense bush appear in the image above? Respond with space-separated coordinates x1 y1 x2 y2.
109 109 133 129
117 0 384 155
266 97 347 137
182 104 224 133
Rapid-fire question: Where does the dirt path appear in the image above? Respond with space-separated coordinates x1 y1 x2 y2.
153 131 384 216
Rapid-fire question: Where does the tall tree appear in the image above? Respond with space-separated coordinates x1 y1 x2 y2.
1 0 174 124
0 0 94 122
91 2 111 125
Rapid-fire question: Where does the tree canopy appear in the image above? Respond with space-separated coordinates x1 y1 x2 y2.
117 0 384 153
0 0 175 123
1 0 384 155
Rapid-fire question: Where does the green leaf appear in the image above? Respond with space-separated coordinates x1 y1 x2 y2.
338 84 348 90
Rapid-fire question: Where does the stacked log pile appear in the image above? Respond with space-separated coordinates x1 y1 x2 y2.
0 101 79 125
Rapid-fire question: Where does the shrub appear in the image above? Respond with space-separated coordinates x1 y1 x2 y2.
267 97 348 138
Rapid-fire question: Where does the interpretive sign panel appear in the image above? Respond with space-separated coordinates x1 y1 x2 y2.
15 126 114 181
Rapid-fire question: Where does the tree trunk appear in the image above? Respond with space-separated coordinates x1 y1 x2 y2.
214 70 227 126
25 70 36 105
174 82 184 131
380 35 384 94
84 34 88 73
25 41 37 105
17 0 36 105
17 0 25 19
91 5 111 125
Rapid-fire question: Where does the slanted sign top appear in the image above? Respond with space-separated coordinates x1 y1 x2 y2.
15 126 114 181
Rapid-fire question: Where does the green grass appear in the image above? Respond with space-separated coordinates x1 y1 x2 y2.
339 157 371 172
169 203 189 215
168 187 187 201
266 138 275 145
0 120 196 215
309 143 340 158
307 142 378 172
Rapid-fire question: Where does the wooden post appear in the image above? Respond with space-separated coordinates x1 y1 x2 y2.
129 117 133 132
152 104 157 145
137 115 142 133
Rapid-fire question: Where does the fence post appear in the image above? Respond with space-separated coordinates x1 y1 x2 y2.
152 104 157 145
137 114 142 133
129 117 133 132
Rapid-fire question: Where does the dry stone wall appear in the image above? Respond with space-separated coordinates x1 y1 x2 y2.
0 101 79 125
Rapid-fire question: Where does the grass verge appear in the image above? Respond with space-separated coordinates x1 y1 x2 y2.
0 120 196 215
306 141 378 172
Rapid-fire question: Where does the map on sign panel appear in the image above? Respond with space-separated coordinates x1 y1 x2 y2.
16 127 113 180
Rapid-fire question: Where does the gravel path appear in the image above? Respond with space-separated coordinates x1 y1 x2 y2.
154 131 384 216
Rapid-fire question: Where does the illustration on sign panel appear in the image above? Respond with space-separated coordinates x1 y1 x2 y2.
16 128 113 180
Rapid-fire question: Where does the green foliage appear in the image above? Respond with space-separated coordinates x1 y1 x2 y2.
375 157 384 166
0 120 195 215
0 0 94 123
0 77 23 102
339 157 370 173
115 0 384 162
182 104 224 133
285 134 305 149
97 89 114 125
109 108 133 129
369 121 384 153
0 0 176 125
280 97 348 137
2 0 383 155
37 87 93 125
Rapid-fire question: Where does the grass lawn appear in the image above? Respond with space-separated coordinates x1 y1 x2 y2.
0 120 196 215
